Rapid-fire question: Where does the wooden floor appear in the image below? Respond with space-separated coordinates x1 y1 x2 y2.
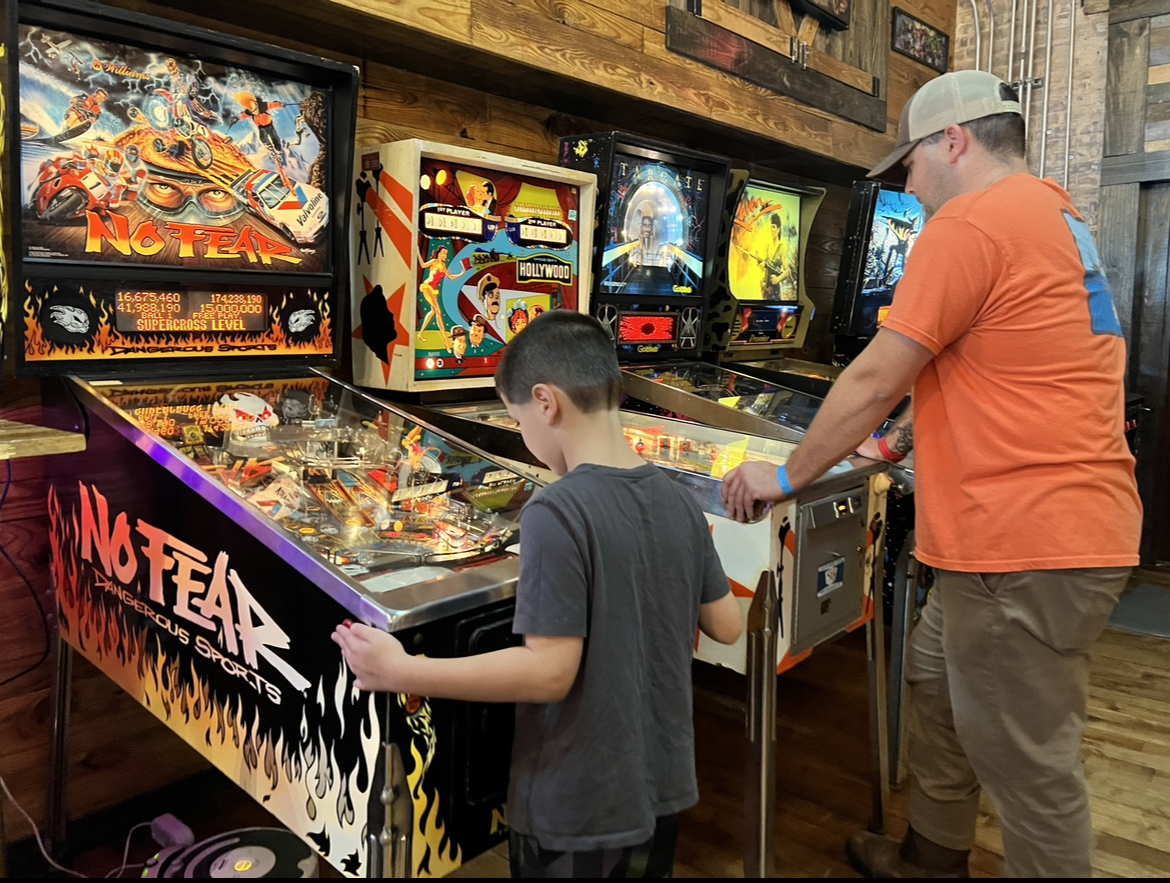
452 625 1170 879
13 624 1169 878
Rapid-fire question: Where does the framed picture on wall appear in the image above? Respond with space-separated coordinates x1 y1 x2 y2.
892 8 950 74
790 0 851 31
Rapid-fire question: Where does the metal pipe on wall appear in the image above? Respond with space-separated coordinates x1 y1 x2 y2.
1026 0 1041 156
1009 0 1019 81
1020 0 1029 81
1015 0 1030 134
1039 0 1056 177
985 0 997 75
969 0 983 73
1063 0 1076 187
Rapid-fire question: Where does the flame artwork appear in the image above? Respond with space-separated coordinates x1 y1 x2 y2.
48 480 381 876
23 282 332 362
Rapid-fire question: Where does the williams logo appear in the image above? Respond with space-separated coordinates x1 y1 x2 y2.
517 254 573 285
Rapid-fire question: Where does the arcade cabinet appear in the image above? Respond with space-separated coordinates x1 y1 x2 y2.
348 139 597 480
25 2 530 876
557 132 730 359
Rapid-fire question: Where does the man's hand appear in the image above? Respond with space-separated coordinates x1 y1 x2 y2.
332 622 412 693
855 436 885 461
722 460 785 523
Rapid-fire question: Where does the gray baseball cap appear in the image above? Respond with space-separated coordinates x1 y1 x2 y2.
868 70 1023 183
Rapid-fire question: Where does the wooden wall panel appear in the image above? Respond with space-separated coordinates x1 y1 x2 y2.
1107 19 1152 156
1112 0 1170 24
1099 183 1143 346
819 0 889 89
1133 184 1170 561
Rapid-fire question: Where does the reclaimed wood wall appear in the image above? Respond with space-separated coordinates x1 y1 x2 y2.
1098 0 1170 564
0 0 955 847
952 0 1110 230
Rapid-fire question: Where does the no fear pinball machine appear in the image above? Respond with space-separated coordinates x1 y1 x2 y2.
20 1 530 878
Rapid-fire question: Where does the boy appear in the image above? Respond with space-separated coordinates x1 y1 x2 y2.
334 311 742 878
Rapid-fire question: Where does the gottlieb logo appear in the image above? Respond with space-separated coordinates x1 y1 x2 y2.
637 344 661 353
73 481 310 704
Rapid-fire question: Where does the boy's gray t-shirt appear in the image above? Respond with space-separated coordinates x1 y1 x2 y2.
507 462 730 853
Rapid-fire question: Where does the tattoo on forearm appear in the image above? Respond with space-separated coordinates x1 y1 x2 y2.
890 422 913 455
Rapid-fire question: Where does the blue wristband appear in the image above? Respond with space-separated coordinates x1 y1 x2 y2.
776 464 794 496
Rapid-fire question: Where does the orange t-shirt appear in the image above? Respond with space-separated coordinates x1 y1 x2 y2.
881 174 1141 572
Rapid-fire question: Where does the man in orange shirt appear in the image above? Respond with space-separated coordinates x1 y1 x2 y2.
723 71 1141 877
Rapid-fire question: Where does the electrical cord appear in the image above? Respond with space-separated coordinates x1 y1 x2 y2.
0 771 86 878
0 459 52 689
104 822 150 878
0 773 154 878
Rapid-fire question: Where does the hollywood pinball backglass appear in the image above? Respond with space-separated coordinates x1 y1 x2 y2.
409 159 581 382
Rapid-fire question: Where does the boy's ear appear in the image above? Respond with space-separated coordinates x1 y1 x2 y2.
530 383 560 424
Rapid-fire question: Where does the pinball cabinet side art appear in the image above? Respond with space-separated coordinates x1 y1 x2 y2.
44 373 533 878
17 0 524 878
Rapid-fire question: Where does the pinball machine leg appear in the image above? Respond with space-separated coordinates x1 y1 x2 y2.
887 532 918 790
45 637 74 859
744 571 779 878
375 741 413 878
866 564 890 835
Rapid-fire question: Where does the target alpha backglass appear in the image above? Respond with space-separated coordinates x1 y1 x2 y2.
558 133 729 361
599 155 710 299
18 23 330 272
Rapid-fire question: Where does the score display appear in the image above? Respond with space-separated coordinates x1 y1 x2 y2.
619 313 677 344
115 292 269 333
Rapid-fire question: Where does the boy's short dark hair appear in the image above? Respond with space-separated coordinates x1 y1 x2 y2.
496 311 622 413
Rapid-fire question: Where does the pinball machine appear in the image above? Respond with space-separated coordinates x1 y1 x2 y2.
19 1 535 877
347 138 597 483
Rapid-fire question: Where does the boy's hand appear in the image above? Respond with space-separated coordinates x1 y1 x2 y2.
332 622 413 693
722 461 786 523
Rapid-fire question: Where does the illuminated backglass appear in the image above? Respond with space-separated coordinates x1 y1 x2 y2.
410 158 581 382
115 291 268 333
25 281 330 363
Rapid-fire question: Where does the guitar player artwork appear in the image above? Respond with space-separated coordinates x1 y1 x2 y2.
729 183 802 304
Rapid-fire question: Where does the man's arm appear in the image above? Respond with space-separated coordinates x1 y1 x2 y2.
722 329 934 522
856 400 914 461
333 624 582 703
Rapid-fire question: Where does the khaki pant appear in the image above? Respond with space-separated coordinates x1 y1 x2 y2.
905 567 1130 877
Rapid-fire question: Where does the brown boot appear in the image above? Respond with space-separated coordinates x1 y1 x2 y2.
846 827 970 878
